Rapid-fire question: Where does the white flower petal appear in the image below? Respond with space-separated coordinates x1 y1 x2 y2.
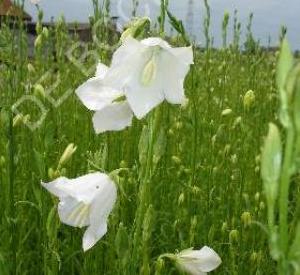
82 176 117 251
141 37 171 49
160 50 191 104
76 77 122 111
83 221 107 252
178 261 206 275
42 173 111 204
122 51 165 119
111 36 145 68
58 196 90 228
92 101 133 133
166 46 194 66
191 246 222 272
95 63 109 79
179 246 222 273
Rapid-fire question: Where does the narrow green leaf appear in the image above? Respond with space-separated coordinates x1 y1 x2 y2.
166 10 185 36
276 39 294 127
277 39 293 91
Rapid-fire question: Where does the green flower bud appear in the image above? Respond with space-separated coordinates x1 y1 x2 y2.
254 192 260 202
42 27 49 39
27 63 36 74
120 17 151 42
13 114 23 127
241 211 252 227
34 35 43 49
221 222 228 233
178 193 185 206
243 90 256 110
229 229 239 244
171 156 181 165
222 108 233 117
34 84 46 98
119 160 127 168
0 156 5 167
58 143 77 168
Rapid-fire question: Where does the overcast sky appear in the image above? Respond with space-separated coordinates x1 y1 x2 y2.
23 0 300 49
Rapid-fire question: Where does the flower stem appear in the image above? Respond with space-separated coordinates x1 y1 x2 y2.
132 108 162 272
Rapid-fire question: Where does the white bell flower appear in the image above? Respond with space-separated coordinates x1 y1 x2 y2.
176 246 222 275
76 63 133 134
104 36 194 119
42 172 117 251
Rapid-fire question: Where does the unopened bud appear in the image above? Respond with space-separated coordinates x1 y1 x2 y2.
233 116 242 128
36 21 42 34
168 128 174 136
224 144 231 156
34 35 43 49
229 229 239 243
27 63 36 74
121 17 151 42
58 143 77 168
254 192 260 202
192 186 201 195
175 121 183 130
231 154 237 164
221 108 233 117
243 90 256 110
34 84 46 98
178 193 185 206
259 201 265 210
42 27 49 39
241 211 252 227
120 160 127 168
13 114 24 127
48 167 57 180
221 222 228 233
171 156 181 165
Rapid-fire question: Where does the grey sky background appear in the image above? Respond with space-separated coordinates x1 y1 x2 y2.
23 0 300 49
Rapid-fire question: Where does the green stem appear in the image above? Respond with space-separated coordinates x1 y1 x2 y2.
132 108 161 272
279 125 294 274
8 95 16 275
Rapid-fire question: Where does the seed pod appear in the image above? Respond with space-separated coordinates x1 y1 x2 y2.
241 211 252 227
229 229 239 244
243 90 256 110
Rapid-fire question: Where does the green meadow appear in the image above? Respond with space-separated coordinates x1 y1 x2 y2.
1 1 300 274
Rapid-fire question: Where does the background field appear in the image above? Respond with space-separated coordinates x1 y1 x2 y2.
0 1 292 274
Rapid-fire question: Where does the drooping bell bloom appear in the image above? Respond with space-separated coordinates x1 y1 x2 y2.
104 37 194 119
42 172 117 251
175 246 222 275
76 63 134 134
76 37 193 133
